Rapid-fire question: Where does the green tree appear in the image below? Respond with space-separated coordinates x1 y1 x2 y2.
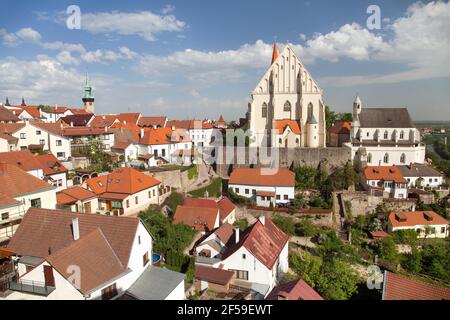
325 105 337 129
272 215 296 236
402 246 422 273
377 237 400 264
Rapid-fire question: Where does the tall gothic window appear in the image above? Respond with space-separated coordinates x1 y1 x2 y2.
367 153 372 164
384 153 389 164
384 131 389 140
400 153 406 164
400 131 405 139
307 103 313 120
262 103 267 118
284 101 291 112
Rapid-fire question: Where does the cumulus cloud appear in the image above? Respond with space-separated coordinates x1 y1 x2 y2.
1 27 42 46
80 10 186 41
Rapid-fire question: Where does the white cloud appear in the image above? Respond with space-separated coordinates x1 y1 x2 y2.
56 51 80 65
80 10 186 41
1 27 42 46
161 5 176 15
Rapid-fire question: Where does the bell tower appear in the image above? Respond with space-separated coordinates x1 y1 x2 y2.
82 73 95 114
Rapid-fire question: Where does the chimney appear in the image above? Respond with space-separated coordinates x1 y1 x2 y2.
140 128 144 139
124 120 127 125
72 217 80 241
259 215 266 226
235 228 240 244
70 121 74 127
55 104 58 111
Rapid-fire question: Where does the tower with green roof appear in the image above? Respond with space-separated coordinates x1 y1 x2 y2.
82 73 95 113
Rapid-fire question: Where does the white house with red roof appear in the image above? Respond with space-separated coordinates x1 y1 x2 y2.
1 208 185 300
363 166 408 199
229 167 295 207
388 211 449 238
84 167 161 216
195 216 289 297
40 106 73 123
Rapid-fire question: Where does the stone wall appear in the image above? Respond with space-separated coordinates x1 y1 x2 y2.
148 169 190 191
212 146 351 178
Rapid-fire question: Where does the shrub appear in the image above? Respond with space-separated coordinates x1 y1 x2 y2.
272 215 295 236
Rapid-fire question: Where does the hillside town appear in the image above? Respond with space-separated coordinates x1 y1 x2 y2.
0 38 448 302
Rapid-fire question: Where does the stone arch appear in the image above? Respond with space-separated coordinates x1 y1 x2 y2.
284 101 291 112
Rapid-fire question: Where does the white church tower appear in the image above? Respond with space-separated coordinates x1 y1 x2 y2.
247 41 326 148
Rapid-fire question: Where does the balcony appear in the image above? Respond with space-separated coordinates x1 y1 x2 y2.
7 278 55 296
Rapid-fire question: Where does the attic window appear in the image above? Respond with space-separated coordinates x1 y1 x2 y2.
423 212 434 221
395 213 407 222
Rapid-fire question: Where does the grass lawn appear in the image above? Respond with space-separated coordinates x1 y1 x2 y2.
188 177 222 198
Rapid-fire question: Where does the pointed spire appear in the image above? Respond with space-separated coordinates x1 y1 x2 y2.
271 39 279 65
21 97 26 106
5 97 10 106
354 94 361 104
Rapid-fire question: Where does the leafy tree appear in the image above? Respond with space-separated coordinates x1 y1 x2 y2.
402 246 422 273
234 219 248 231
295 220 319 237
325 105 337 129
377 237 400 264
420 240 450 281
369 218 383 232
272 215 295 236
162 192 184 217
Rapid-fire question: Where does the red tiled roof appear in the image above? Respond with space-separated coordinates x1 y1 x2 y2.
0 122 25 134
89 115 119 128
383 271 450 300
195 265 234 285
217 197 235 221
0 163 53 197
213 223 235 245
7 208 140 267
266 279 324 300
0 106 20 122
0 132 18 143
69 108 91 115
56 186 97 205
17 106 41 118
62 127 113 136
46 228 127 294
229 168 295 187
118 113 141 125
0 150 43 171
86 167 160 196
0 193 20 207
60 114 94 126
35 153 68 175
42 106 69 114
274 119 301 135
31 121 64 136
364 166 407 184
138 116 167 128
389 211 449 228
111 141 133 151
223 216 289 270
139 127 190 145
328 121 351 134
370 231 390 239
173 205 219 232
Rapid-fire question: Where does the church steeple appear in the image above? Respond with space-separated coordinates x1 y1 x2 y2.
5 97 10 106
21 97 26 106
271 40 279 65
82 73 95 114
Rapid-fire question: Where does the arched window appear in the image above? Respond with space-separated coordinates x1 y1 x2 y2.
284 101 291 112
400 153 406 164
296 138 299 144
307 103 313 120
384 131 389 140
400 130 404 139
262 103 267 118
367 153 372 164
383 153 389 164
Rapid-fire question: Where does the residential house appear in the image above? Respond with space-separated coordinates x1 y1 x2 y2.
0 150 45 179
327 121 351 147
138 127 192 163
214 115 227 129
228 167 296 207
183 197 236 225
397 163 445 189
62 127 115 153
173 204 220 234
0 132 18 152
35 153 68 192
0 106 20 123
40 106 74 123
265 279 324 300
387 211 449 238
195 216 289 298
85 167 161 216
111 141 140 161
382 271 450 300
2 208 185 300
56 186 98 213
166 119 214 147
0 163 57 245
363 166 408 199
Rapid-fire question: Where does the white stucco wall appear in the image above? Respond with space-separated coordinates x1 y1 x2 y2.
229 184 294 204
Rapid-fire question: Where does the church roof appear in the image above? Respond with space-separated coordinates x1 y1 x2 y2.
359 108 414 128
274 119 301 134
307 113 318 125
271 42 279 65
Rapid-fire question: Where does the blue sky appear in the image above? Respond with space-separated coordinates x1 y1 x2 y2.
0 0 449 120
